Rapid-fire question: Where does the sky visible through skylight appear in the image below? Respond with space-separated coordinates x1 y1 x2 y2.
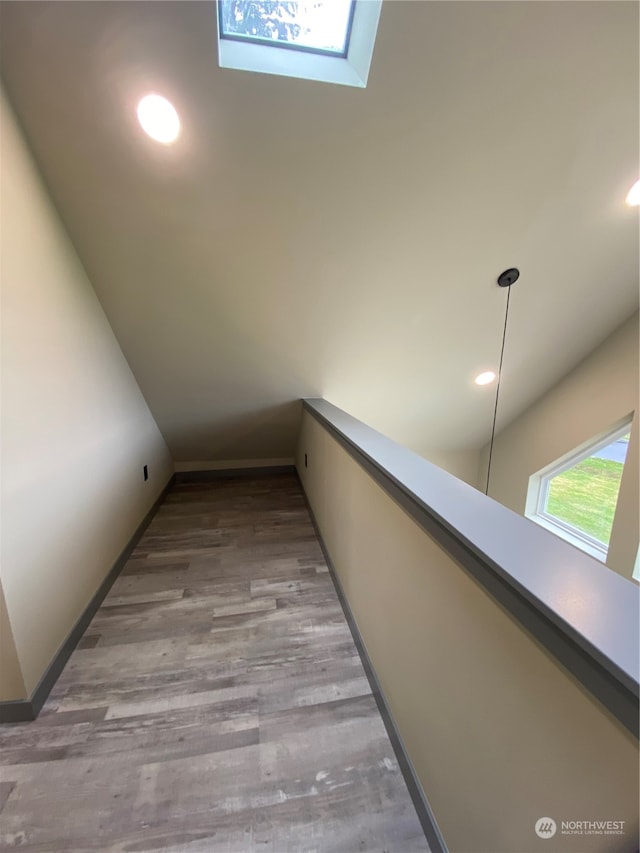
219 1 355 56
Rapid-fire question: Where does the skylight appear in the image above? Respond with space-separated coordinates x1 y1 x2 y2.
219 0 355 57
216 0 382 88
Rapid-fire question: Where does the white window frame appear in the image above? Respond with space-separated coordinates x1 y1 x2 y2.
217 0 383 88
525 417 632 562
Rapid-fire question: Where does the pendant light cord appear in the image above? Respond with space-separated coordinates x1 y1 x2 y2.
485 284 511 496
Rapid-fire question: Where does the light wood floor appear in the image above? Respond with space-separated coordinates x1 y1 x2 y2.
0 475 429 852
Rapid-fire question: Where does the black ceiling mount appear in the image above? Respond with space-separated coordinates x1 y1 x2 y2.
497 268 520 288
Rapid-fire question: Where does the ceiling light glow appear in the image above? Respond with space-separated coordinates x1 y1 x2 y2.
474 371 496 386
136 94 181 144
626 179 640 207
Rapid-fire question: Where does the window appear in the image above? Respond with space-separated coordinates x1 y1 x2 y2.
526 419 632 562
217 0 382 88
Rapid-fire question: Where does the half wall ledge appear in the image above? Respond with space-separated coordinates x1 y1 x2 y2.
301 398 639 738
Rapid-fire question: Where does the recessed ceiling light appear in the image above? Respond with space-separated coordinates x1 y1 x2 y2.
474 371 496 386
136 94 181 144
626 179 640 207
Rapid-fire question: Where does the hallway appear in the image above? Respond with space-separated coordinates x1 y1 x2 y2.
0 475 428 852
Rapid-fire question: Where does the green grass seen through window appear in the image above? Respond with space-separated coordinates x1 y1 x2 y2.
545 457 625 546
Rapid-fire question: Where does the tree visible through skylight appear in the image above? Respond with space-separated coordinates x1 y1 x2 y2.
219 0 355 56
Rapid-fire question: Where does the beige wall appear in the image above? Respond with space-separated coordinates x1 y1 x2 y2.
480 312 639 579
420 447 480 488
0 583 25 702
0 86 173 699
297 410 638 853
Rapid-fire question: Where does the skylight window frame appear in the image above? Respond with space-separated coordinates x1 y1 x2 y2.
218 0 357 59
216 0 383 88
525 417 633 562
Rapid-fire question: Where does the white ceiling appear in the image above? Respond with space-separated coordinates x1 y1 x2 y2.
1 1 638 462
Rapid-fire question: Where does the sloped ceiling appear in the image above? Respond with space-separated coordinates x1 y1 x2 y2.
0 1 638 462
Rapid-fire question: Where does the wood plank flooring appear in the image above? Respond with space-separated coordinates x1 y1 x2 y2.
0 475 429 852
